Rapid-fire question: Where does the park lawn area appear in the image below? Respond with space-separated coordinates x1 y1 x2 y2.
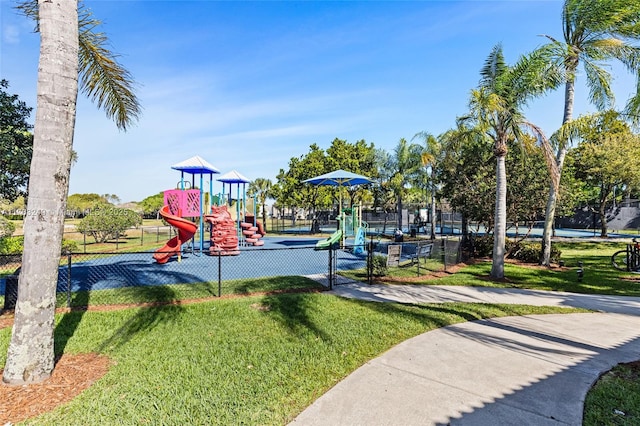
340 241 640 297
0 292 586 425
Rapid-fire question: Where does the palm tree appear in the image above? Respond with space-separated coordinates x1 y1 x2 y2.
412 132 441 239
3 0 140 385
462 45 559 279
247 178 273 232
385 138 423 231
536 0 640 265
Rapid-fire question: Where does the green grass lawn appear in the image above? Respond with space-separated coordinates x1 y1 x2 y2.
2 240 638 423
341 241 640 297
0 292 585 425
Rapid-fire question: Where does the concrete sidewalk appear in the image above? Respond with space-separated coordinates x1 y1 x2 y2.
291 283 640 425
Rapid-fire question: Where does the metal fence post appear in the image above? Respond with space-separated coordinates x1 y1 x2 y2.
328 243 333 290
83 231 86 253
66 252 72 308
218 251 222 297
441 237 447 272
367 238 373 285
140 227 144 246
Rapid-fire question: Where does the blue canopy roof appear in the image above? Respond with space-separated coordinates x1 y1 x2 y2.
303 169 373 186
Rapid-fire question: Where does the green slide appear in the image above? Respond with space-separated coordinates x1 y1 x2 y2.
315 229 342 250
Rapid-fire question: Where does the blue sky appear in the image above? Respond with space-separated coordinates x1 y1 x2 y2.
1 0 637 202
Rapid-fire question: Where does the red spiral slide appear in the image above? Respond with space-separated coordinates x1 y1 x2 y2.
153 205 198 264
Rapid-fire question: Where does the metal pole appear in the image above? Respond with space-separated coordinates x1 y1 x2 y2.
66 252 72 308
328 243 333 290
218 251 222 297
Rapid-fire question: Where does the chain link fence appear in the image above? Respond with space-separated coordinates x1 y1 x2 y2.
1 237 463 310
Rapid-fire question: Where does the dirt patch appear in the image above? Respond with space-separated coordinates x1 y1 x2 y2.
0 353 110 424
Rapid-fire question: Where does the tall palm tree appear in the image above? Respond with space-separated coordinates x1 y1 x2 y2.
247 178 273 232
462 45 559 279
412 132 441 239
537 0 640 265
3 0 140 385
386 138 422 231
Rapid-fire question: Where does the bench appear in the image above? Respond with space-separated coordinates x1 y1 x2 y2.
386 244 402 267
411 243 433 265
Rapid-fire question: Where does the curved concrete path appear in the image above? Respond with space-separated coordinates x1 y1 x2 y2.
291 283 640 425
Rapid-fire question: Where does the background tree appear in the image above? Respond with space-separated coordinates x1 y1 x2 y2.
66 193 112 216
384 138 422 231
247 178 272 232
274 144 330 224
413 132 442 239
571 112 640 236
325 138 377 207
535 0 640 265
439 124 496 232
76 205 142 243
138 192 164 217
0 79 33 203
4 0 140 385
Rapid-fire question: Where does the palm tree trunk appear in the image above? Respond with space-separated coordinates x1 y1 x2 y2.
491 155 507 279
3 0 78 385
541 78 575 265
430 183 436 239
397 194 403 231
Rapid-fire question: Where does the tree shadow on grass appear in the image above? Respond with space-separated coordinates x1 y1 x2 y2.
260 292 330 341
55 285 186 357
341 298 533 331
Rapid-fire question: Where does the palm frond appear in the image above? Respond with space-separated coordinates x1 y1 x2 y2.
523 121 560 191
78 4 141 131
582 59 614 111
17 0 141 131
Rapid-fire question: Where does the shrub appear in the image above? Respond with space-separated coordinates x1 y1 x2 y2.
0 236 23 254
507 240 562 264
470 234 562 264
471 234 494 258
0 216 16 239
61 239 79 254
76 206 142 243
372 254 388 276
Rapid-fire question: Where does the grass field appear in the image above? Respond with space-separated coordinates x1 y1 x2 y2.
0 292 586 425
1 239 639 423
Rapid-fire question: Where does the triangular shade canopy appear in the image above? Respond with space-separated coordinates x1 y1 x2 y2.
303 169 373 186
217 170 251 184
171 155 220 175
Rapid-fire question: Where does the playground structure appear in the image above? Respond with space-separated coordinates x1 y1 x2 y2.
303 170 373 253
153 158 266 263
315 204 368 253
204 205 240 256
152 205 198 264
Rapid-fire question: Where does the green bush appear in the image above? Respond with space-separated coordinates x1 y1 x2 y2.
472 234 494 258
61 239 79 254
470 234 562 264
0 237 79 255
76 206 142 243
0 236 23 254
507 240 562 264
0 216 16 239
372 254 388 276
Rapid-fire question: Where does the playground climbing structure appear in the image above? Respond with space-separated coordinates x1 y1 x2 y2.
205 205 240 255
